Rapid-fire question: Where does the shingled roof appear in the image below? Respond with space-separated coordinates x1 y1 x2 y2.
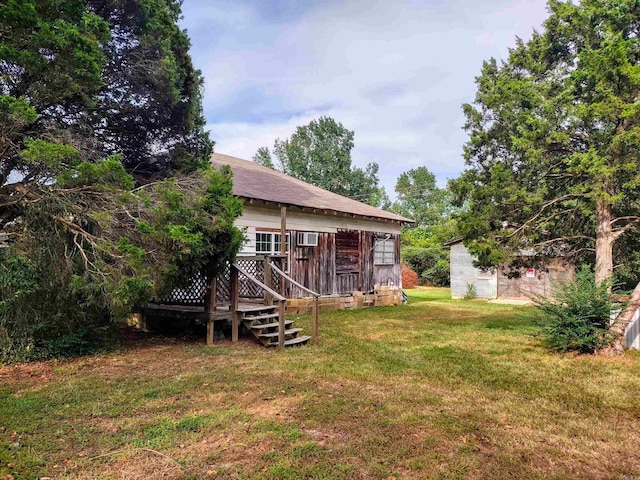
210 153 413 223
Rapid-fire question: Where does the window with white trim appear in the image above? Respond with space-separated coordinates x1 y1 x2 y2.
374 238 395 265
255 232 290 255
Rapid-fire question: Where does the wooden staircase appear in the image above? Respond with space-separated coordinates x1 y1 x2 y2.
239 305 311 347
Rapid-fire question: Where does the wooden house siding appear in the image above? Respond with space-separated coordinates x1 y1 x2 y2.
372 234 402 290
290 230 335 296
235 205 402 298
336 230 360 294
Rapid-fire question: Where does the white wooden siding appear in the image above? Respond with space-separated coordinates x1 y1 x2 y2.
236 204 402 235
238 226 256 256
624 308 640 349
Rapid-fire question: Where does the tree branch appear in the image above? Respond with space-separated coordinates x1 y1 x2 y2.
533 235 595 247
506 194 588 239
611 215 640 226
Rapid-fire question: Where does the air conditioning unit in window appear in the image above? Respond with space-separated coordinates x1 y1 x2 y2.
297 232 318 246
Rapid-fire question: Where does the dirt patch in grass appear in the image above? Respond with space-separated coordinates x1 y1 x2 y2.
245 395 303 420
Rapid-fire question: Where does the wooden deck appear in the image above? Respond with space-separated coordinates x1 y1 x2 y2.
143 302 270 322
145 258 319 349
142 302 312 348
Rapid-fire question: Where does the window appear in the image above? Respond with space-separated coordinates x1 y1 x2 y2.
297 232 318 246
374 238 395 265
274 233 290 254
256 232 272 254
255 232 289 255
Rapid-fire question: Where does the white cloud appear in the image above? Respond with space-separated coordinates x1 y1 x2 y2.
183 0 549 196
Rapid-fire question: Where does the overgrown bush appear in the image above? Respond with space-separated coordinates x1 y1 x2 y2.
534 266 615 354
401 246 450 286
0 247 115 362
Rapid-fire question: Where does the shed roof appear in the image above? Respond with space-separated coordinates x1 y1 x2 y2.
210 153 413 223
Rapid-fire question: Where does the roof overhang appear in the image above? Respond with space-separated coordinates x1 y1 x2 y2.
242 197 411 225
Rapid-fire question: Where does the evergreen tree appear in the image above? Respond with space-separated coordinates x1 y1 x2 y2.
452 0 640 351
0 0 242 360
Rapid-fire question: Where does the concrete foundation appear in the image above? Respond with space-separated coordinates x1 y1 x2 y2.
285 286 403 315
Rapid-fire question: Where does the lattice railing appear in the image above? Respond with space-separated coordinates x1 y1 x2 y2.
216 263 231 303
157 273 207 305
236 258 264 298
155 256 287 306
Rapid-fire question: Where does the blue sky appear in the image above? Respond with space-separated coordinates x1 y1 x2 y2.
180 0 549 196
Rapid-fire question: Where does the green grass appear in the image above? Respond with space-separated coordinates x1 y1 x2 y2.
1 287 640 479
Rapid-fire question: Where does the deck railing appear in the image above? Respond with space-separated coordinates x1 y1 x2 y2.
268 259 320 345
154 255 318 348
231 261 288 349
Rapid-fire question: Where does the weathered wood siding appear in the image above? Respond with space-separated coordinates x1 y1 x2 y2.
235 204 404 298
371 233 401 289
290 230 335 296
236 204 402 235
336 230 361 294
361 231 374 292
496 260 574 299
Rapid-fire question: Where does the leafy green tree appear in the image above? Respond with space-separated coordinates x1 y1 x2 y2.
392 166 458 286
393 167 448 227
452 0 640 350
253 146 275 169
401 245 450 287
254 117 387 207
0 0 242 360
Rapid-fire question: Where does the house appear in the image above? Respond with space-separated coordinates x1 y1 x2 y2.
210 153 413 310
446 239 574 300
146 153 413 347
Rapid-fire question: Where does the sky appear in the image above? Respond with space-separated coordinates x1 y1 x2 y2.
180 0 550 196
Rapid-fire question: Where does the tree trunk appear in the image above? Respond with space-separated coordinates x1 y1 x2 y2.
592 194 628 355
594 197 614 285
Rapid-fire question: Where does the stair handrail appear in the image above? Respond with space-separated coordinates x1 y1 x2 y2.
269 260 320 345
269 261 320 298
232 262 287 349
232 262 286 301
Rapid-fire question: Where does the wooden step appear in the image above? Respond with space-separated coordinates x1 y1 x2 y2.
258 328 303 339
237 305 277 313
248 320 294 330
242 313 279 321
266 335 312 347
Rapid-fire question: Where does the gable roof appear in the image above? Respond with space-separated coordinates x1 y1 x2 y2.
210 153 413 224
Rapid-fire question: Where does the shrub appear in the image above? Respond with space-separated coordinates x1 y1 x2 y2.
0 248 114 363
534 266 615 354
401 264 419 289
463 283 477 300
401 246 450 286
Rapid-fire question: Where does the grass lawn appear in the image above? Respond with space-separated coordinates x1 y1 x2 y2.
1 287 640 480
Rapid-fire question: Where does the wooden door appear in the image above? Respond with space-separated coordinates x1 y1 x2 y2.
335 230 360 294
